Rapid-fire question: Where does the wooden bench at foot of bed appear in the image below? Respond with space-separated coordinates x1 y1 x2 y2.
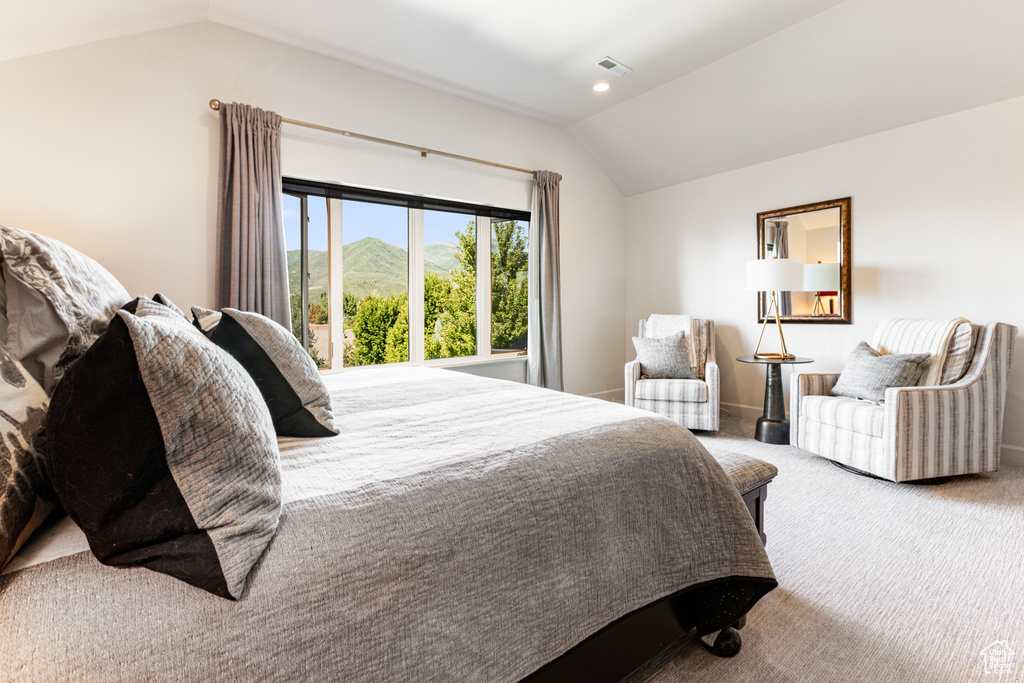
525 450 777 682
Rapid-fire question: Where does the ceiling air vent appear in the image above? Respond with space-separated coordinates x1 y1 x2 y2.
596 57 632 77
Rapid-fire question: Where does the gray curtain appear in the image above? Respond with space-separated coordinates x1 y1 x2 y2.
215 102 290 328
527 171 563 391
774 221 792 316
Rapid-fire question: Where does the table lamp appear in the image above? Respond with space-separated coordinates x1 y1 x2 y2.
803 262 840 316
746 258 803 359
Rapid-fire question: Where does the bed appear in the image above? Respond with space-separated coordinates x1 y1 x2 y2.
0 225 775 681
2 365 774 680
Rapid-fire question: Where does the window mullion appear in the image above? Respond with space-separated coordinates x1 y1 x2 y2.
408 209 425 363
476 215 491 360
327 198 344 369
299 195 309 352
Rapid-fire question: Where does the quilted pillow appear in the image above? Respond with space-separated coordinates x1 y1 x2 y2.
0 225 130 393
0 349 52 569
122 293 187 320
632 331 696 380
46 305 281 599
193 306 338 437
830 342 931 403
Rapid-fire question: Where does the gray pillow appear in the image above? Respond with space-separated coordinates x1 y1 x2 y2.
192 306 338 437
632 332 695 380
46 305 281 599
0 225 130 393
831 341 931 403
0 348 52 570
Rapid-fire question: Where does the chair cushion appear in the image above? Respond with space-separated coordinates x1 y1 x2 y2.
830 341 930 403
632 332 695 380
635 378 708 403
871 317 970 386
802 394 886 438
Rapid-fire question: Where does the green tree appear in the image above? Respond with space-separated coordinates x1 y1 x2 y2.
490 220 529 350
343 292 359 319
351 292 407 366
384 299 410 363
308 291 329 325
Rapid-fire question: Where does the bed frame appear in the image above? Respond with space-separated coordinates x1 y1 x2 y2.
525 479 772 681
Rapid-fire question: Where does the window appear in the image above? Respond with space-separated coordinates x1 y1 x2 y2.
283 178 530 369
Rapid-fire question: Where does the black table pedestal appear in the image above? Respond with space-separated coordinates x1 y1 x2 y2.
736 355 814 445
755 363 788 444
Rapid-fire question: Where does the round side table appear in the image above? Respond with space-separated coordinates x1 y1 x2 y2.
736 356 814 444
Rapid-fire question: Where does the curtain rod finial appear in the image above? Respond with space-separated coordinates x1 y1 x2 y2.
209 99 221 111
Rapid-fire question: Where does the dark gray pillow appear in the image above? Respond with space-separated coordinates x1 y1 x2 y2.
46 306 281 599
632 331 696 380
192 306 338 437
831 341 931 403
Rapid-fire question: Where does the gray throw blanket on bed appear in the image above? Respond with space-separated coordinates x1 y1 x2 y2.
1 367 775 682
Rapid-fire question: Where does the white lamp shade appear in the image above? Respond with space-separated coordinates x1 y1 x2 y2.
803 262 840 292
746 258 804 292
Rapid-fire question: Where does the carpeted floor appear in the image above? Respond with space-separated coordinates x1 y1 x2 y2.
626 417 1024 682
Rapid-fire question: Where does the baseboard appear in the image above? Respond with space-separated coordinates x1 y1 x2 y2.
587 388 624 404
1002 443 1024 467
720 402 762 421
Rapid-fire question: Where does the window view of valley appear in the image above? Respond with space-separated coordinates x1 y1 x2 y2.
284 191 528 370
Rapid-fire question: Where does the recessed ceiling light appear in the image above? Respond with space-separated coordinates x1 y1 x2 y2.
593 82 610 93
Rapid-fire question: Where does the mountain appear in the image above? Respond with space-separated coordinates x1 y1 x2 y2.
286 249 329 294
424 242 458 273
287 238 460 300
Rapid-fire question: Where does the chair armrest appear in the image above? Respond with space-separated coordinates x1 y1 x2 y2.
705 360 720 431
792 372 841 397
878 321 1016 481
625 360 642 407
789 372 840 446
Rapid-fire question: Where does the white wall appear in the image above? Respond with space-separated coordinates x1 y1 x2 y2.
0 22 627 397
626 95 1024 458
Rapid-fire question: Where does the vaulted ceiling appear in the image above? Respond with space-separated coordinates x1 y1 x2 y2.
3 0 1023 195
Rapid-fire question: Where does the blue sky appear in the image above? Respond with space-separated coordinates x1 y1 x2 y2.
284 195 473 251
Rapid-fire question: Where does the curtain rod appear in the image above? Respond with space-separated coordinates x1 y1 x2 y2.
209 99 534 176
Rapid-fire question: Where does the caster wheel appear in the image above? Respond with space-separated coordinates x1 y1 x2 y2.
702 626 742 658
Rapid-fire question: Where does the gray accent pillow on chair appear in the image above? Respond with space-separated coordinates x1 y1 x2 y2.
830 342 931 403
632 331 696 380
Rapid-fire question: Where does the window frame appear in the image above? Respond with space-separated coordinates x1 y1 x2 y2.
282 177 531 370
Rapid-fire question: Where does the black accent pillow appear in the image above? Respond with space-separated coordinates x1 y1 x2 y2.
192 307 338 437
46 306 281 599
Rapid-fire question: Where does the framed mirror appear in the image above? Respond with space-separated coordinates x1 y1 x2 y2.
756 197 851 324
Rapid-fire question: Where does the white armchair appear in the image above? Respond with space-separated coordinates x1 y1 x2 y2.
625 314 719 431
791 320 1017 482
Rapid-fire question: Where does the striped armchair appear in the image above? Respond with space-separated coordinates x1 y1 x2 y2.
791 320 1017 482
625 315 719 431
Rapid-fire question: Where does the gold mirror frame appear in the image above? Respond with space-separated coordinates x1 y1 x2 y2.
756 197 851 324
